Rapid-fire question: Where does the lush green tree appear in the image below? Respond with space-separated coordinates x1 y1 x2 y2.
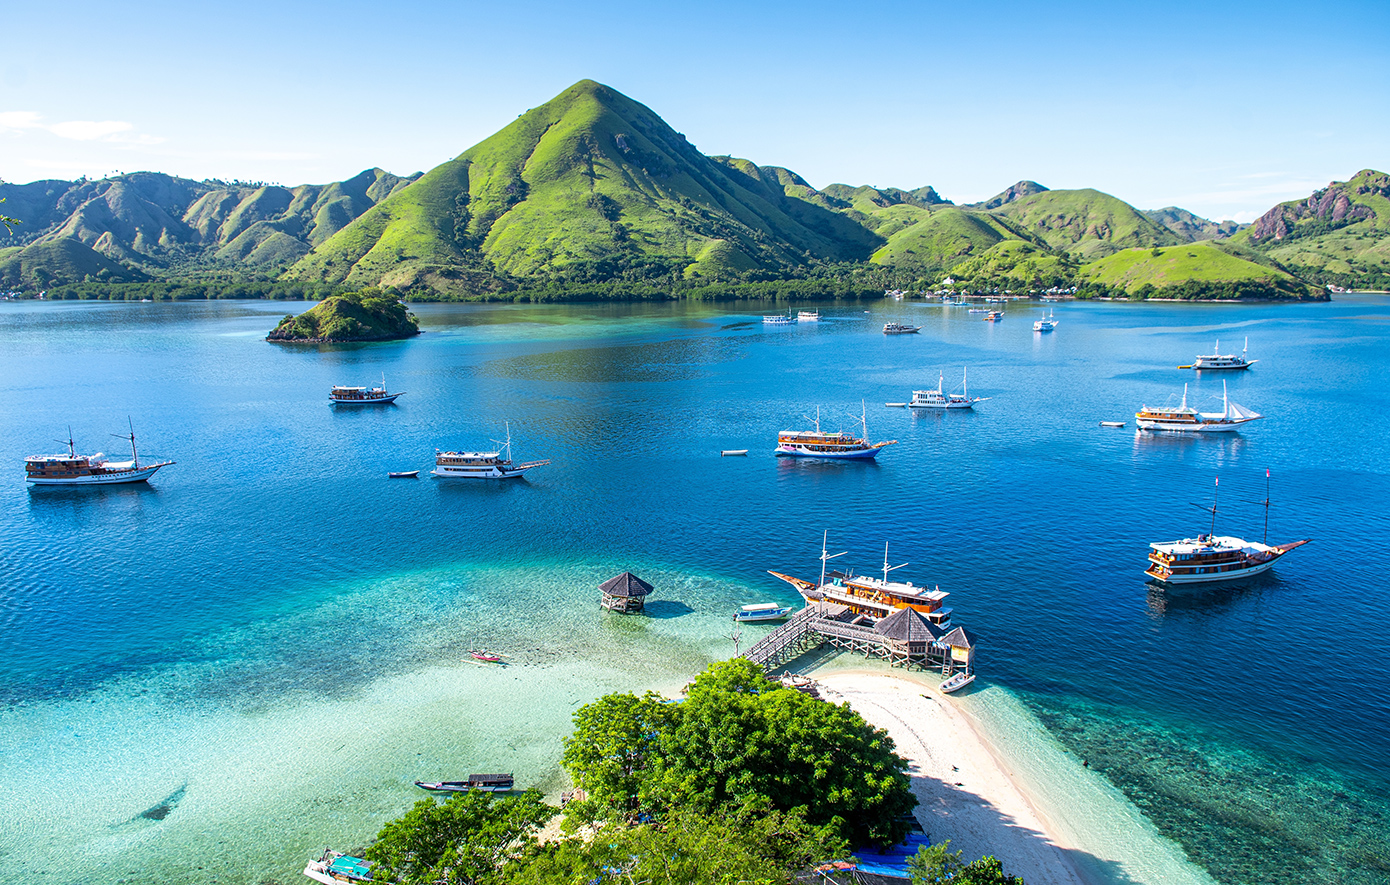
0 179 17 233
365 788 554 885
907 843 1024 885
954 856 1024 884
505 803 848 885
560 690 677 820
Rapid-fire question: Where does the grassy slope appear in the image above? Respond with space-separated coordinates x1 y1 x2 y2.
947 240 1070 283
992 188 1182 259
287 81 878 293
868 207 1022 270
1080 241 1309 293
0 238 146 287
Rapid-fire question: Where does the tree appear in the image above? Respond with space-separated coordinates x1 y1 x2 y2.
0 179 18 234
654 660 916 846
366 788 554 885
907 843 1024 885
560 690 677 820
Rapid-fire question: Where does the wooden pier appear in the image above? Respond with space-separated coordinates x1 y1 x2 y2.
743 602 974 675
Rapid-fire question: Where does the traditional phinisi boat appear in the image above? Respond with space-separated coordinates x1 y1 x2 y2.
1179 337 1257 370
769 533 952 629
775 405 897 460
432 423 550 479
1135 382 1262 432
25 423 174 486
909 368 985 410
330 373 402 404
1146 474 1310 585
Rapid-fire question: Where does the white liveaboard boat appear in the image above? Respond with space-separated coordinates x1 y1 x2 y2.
432 424 550 479
909 368 985 410
883 322 921 334
1180 338 1257 370
734 603 793 622
1146 476 1309 584
1033 311 1057 332
330 373 402 404
797 309 820 321
25 423 174 486
983 310 1004 322
763 312 796 325
1135 382 1262 432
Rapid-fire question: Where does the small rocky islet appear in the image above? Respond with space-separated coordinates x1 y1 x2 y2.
266 289 419 343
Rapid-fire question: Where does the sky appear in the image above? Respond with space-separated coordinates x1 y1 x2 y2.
2 0 1386 222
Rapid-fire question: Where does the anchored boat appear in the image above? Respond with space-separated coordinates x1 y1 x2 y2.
1033 310 1057 332
769 533 952 629
909 368 985 410
1135 381 1262 432
1147 474 1310 585
304 849 373 885
432 423 549 479
775 405 897 460
883 322 921 334
414 774 515 793
734 603 793 622
330 373 402 405
25 422 174 486
1180 337 1257 370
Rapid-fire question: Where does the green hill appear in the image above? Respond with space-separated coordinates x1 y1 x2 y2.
0 238 146 288
1080 241 1321 299
967 180 1048 210
946 240 1074 287
1233 169 1390 289
285 80 879 295
991 188 1182 259
266 289 420 342
1143 207 1244 241
868 207 1026 272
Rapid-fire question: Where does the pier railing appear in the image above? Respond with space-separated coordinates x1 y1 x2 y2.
743 605 953 673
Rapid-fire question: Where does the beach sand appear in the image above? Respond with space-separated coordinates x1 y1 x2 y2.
815 670 1086 885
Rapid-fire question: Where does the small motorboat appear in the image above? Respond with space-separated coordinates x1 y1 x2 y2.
940 672 975 694
470 650 503 663
304 849 373 885
885 402 907 408
388 470 419 478
414 773 515 793
721 449 749 456
734 602 793 622
1100 421 1126 428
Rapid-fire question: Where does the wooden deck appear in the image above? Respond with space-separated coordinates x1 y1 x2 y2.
743 604 960 674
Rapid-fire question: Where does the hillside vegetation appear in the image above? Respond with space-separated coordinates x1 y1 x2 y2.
1081 241 1319 299
3 79 1382 301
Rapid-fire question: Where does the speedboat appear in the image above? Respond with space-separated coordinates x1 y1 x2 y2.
304 850 372 884
734 603 793 622
940 672 975 694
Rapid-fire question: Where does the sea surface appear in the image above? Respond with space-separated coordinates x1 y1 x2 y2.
1 296 1387 885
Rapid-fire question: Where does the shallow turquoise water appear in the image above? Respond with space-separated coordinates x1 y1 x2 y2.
1 297 1387 884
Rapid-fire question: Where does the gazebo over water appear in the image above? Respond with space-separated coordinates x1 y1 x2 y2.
599 571 654 614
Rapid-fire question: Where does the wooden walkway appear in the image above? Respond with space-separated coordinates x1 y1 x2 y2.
743 605 955 673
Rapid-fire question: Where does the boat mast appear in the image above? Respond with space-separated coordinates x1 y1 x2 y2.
881 542 909 583
112 417 139 468
1222 380 1230 419
860 400 868 441
819 530 848 591
58 426 76 459
1260 468 1271 545
1181 383 1189 411
963 366 968 400
1209 477 1219 536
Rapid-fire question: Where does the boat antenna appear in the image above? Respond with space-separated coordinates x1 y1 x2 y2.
819 529 848 590
111 417 139 468
881 541 909 583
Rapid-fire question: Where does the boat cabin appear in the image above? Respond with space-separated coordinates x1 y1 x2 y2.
821 570 950 622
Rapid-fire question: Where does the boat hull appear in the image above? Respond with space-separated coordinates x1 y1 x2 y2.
1146 557 1278 584
330 393 401 404
431 466 534 479
775 445 882 459
27 464 168 485
908 401 974 410
1134 419 1249 432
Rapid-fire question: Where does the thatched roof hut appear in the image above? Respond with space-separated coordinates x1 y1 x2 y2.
599 571 654 613
874 607 945 643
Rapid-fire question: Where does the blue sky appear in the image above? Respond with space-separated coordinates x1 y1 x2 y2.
2 0 1385 221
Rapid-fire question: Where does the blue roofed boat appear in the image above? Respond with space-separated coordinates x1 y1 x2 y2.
304 849 372 884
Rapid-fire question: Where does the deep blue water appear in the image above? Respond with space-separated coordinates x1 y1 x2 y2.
1 296 1388 884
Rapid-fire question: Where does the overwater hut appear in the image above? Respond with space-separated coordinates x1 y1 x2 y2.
873 606 945 668
937 625 977 674
599 571 653 614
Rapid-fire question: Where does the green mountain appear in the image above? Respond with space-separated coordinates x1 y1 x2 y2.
1233 169 1390 288
967 180 1048 210
989 188 1182 259
0 168 418 282
0 237 146 289
1080 241 1318 299
285 80 880 294
1143 207 1245 241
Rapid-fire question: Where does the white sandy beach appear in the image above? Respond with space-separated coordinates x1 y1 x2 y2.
815 671 1086 885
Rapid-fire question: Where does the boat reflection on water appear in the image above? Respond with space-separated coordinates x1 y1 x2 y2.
1145 570 1283 618
1132 428 1249 459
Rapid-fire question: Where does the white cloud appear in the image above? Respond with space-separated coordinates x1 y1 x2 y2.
0 111 163 144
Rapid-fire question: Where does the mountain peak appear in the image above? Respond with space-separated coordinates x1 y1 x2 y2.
970 180 1049 210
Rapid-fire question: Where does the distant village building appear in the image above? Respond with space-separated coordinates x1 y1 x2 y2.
599 571 653 614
